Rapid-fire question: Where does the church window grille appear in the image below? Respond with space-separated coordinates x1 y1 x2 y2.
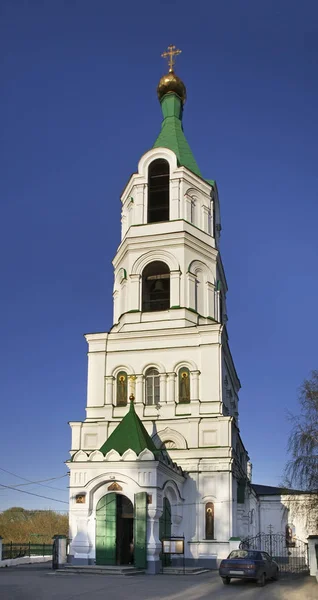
142 261 170 312
205 502 214 539
178 367 190 403
145 368 160 405
116 371 128 406
147 159 169 223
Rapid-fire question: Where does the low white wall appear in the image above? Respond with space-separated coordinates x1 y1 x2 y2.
0 555 52 568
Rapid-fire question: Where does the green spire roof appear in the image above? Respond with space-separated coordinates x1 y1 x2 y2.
99 401 158 456
153 93 202 178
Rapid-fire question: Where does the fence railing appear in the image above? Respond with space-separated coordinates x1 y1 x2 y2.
2 542 52 560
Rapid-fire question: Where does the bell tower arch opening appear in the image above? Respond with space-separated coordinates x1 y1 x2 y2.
142 261 170 312
147 159 170 223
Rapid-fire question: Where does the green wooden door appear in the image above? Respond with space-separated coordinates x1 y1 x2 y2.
159 497 171 566
96 493 117 565
134 492 147 569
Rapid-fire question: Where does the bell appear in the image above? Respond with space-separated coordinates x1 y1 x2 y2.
153 279 164 292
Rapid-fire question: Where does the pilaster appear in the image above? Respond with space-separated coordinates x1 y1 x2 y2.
135 374 144 405
105 376 114 405
167 372 176 404
207 281 215 319
129 274 141 311
185 194 192 222
190 370 200 400
87 350 105 408
187 272 196 311
113 289 119 324
216 289 221 323
170 270 180 307
159 373 167 404
202 205 210 234
134 184 145 225
170 178 180 220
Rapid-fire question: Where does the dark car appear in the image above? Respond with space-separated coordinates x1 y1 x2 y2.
219 549 279 586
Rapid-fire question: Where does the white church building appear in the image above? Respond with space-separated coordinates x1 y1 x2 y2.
67 48 315 573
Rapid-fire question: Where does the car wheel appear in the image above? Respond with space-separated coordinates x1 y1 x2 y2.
257 572 266 587
272 568 279 581
222 577 231 585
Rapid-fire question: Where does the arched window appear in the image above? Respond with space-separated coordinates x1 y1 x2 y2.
179 367 190 403
116 371 128 406
205 502 214 539
142 261 170 312
148 159 169 223
145 368 160 405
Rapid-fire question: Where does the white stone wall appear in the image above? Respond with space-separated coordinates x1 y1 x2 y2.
120 148 218 241
68 455 184 564
68 144 249 567
113 147 223 325
258 494 317 540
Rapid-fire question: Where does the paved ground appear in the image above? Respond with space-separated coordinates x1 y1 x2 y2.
0 563 316 600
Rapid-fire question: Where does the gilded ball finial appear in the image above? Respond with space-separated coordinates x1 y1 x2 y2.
157 45 187 104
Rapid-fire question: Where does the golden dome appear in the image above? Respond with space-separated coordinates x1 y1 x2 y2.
157 70 187 104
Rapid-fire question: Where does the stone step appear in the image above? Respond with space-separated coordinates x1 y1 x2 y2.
56 565 145 576
162 567 210 575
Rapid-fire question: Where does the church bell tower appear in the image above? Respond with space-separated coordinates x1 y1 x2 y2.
68 46 249 571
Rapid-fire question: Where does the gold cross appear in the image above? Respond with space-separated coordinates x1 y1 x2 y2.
161 44 182 72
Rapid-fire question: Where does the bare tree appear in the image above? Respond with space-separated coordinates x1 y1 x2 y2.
285 370 318 492
284 371 318 529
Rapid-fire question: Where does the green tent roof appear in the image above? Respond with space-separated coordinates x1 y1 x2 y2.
99 401 158 456
153 93 202 178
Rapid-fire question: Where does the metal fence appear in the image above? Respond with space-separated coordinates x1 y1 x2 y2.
2 542 52 560
239 532 309 575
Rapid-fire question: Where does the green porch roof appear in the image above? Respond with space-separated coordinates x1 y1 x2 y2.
153 93 202 178
99 401 158 456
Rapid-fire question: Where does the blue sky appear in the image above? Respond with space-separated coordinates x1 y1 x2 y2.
1 0 317 512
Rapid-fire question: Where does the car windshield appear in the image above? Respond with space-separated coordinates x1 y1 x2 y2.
228 550 260 560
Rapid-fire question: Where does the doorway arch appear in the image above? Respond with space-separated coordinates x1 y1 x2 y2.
96 493 133 566
95 491 147 568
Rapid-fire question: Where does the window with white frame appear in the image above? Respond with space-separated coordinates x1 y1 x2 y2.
145 368 160 405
